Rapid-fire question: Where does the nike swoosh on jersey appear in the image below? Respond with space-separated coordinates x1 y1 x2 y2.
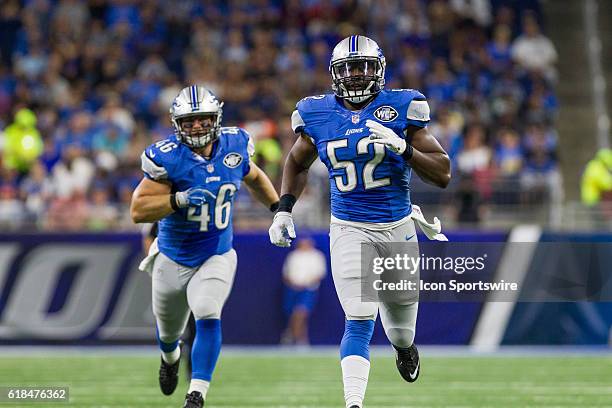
405 234 415 241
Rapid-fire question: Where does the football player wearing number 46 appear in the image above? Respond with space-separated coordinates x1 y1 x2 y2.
131 86 279 408
269 36 451 408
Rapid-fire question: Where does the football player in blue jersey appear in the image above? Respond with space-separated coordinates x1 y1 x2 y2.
269 36 451 408
131 85 279 408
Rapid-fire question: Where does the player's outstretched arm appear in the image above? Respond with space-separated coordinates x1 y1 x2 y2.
243 161 280 210
406 126 451 189
130 178 174 223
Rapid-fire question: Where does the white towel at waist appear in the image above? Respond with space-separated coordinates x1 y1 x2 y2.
138 237 160 275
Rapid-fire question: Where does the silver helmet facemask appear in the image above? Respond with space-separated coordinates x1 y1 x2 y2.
170 86 224 149
331 57 384 103
329 36 386 104
173 112 222 148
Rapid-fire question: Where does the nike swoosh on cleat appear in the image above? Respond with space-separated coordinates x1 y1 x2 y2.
409 361 419 380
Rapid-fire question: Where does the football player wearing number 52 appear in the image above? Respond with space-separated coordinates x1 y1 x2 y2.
269 36 451 408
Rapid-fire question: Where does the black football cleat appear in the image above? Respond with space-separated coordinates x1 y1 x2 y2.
349 406 361 408
158 355 180 395
183 391 204 408
394 343 420 383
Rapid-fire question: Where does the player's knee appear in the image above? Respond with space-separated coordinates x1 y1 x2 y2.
342 299 377 320
190 296 222 320
157 328 182 345
385 326 415 348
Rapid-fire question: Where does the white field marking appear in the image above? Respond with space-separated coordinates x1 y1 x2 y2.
470 225 542 351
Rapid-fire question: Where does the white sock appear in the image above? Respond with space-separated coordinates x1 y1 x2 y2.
161 346 180 365
341 355 370 408
188 379 210 399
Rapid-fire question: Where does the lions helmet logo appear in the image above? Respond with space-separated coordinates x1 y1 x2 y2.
373 106 398 122
223 152 243 168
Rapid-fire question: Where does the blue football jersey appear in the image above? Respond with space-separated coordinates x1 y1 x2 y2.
140 127 254 267
291 90 430 223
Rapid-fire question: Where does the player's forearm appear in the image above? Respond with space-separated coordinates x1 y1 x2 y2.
130 194 175 223
245 168 280 209
408 149 451 188
280 153 310 201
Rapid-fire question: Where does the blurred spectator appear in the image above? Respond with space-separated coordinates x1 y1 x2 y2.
494 128 523 177
428 105 463 154
87 184 119 230
51 145 95 198
426 58 459 106
451 0 492 26
522 123 558 177
486 24 513 73
0 184 24 229
281 238 327 346
44 191 89 230
2 108 43 173
455 124 493 223
456 124 492 175
20 160 53 223
521 123 563 223
0 1 560 230
511 12 557 80
581 149 612 207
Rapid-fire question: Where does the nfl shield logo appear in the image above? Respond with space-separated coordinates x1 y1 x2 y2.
206 164 214 173
351 114 359 124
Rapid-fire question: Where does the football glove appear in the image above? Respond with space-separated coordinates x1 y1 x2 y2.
366 119 407 154
175 187 208 208
269 211 296 247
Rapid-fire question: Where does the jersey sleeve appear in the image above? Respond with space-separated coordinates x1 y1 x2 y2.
140 148 169 181
140 138 180 181
291 109 306 134
405 91 431 128
290 95 332 144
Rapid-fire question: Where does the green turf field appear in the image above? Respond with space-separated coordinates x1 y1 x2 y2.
2 353 611 407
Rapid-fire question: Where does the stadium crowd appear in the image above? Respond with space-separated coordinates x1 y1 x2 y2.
0 0 559 230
